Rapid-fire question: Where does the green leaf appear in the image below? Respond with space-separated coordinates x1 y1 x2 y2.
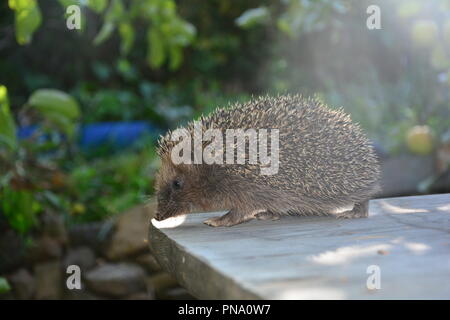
58 0 80 7
43 112 77 138
93 0 123 45
116 58 137 81
169 45 183 70
147 27 166 68
9 0 42 45
94 21 115 45
59 0 107 13
169 20 196 47
118 22 135 55
277 17 295 37
0 277 11 294
108 0 124 18
28 89 81 120
87 0 108 13
235 7 270 29
0 85 17 151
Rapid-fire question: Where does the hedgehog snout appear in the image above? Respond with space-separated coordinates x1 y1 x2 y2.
155 200 185 221
154 211 164 221
155 202 170 221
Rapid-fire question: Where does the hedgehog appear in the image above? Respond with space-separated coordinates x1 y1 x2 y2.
154 95 380 227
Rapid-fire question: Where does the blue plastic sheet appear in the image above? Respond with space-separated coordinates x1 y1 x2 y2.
18 121 161 152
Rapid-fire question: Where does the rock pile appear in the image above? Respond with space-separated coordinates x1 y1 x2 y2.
1 203 193 300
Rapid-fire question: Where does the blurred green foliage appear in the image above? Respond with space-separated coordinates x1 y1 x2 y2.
0 86 18 151
0 85 158 233
0 277 11 293
1 187 41 234
66 142 158 223
27 88 81 138
8 0 196 70
0 86 82 234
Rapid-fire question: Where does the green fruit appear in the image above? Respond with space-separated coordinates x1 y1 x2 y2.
411 20 438 47
72 203 86 215
406 125 434 155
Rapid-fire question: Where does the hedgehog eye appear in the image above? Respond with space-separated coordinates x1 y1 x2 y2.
172 179 183 190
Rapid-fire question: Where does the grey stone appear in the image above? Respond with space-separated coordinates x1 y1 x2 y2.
41 211 68 245
63 246 96 271
64 287 103 300
164 287 195 300
8 268 35 299
28 236 62 263
105 203 155 260
34 261 62 299
0 229 26 273
84 263 146 297
68 221 113 253
147 272 179 299
135 253 161 273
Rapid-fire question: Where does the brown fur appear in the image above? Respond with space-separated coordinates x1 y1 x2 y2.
154 95 381 227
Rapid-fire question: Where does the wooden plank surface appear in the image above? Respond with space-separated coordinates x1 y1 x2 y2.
148 194 450 299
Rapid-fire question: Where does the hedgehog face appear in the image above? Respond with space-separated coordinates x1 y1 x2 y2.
154 160 205 221
155 167 187 221
154 177 187 221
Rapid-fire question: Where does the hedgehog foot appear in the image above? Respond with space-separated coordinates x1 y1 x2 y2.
203 210 255 227
255 211 281 221
335 201 369 219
